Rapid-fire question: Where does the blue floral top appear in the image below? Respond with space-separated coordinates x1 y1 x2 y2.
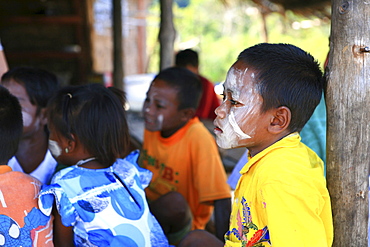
39 151 169 247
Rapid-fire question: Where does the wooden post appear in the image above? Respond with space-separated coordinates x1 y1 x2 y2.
113 0 124 90
158 0 176 71
326 0 370 245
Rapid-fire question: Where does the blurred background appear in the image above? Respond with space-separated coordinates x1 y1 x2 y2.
0 0 331 168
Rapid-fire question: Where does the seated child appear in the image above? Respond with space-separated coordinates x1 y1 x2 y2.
0 85 53 246
38 84 168 246
213 43 333 246
138 67 231 244
1 67 59 184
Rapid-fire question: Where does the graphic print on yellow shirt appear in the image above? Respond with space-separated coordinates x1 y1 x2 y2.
226 197 271 247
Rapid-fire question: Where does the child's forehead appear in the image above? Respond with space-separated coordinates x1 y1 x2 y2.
224 62 257 91
149 79 180 101
151 79 178 91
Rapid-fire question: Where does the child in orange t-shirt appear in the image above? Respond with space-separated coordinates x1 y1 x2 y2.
138 67 231 245
0 85 53 246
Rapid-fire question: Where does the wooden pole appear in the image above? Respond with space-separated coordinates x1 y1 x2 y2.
113 0 124 90
326 0 370 245
158 0 176 71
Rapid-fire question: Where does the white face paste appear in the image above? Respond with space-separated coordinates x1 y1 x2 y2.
22 111 32 127
229 111 251 139
49 139 62 157
215 64 262 149
157 114 164 131
215 116 240 149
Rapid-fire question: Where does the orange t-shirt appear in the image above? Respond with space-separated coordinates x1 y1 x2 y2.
139 117 230 230
0 166 53 246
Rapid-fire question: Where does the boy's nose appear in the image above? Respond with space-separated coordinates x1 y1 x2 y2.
142 102 152 114
214 103 226 119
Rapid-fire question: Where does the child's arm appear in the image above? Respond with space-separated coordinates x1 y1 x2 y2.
52 206 75 247
213 197 231 241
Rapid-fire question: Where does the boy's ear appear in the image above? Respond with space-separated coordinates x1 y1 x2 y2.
180 108 196 121
39 107 48 125
268 106 291 134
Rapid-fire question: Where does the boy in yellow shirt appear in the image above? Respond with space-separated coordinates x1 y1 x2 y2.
179 43 333 247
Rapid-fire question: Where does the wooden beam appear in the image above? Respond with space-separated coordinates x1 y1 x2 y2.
326 0 370 245
113 0 124 90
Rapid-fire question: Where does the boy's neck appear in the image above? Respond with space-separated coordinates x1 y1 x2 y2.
160 119 190 138
249 131 293 157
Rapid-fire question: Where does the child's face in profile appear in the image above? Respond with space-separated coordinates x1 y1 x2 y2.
2 79 46 138
214 61 273 155
143 79 188 138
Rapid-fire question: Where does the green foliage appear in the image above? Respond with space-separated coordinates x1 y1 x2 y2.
146 0 330 83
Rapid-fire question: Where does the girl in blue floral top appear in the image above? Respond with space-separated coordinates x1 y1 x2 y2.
38 83 168 247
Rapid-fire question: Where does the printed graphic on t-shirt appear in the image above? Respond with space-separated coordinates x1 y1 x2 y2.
226 197 271 247
0 207 51 246
140 150 178 195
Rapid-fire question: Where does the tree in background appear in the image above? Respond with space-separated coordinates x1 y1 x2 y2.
149 0 330 82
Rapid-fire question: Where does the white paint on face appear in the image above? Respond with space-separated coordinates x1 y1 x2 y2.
214 63 263 149
215 115 240 149
49 139 62 157
157 114 164 131
229 111 251 139
22 111 32 127
216 108 254 149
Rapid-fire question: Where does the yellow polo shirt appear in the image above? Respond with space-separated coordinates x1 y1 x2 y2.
225 133 333 247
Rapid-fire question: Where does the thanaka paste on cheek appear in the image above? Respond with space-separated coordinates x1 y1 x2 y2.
215 117 240 149
157 114 164 130
49 139 62 157
229 111 251 139
22 111 32 127
215 65 261 149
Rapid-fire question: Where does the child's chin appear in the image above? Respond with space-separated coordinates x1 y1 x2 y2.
144 124 161 132
216 133 240 149
216 137 236 150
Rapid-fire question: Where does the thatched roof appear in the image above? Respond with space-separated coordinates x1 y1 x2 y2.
221 0 331 18
266 0 331 18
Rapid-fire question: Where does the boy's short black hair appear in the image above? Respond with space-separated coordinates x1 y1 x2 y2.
237 43 324 132
175 49 199 68
0 85 23 164
154 67 202 110
47 83 130 166
1 66 59 114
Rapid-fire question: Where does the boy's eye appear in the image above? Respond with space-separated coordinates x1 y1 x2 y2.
229 99 238 105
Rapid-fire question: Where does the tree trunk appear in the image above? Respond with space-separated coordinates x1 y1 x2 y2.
326 0 370 245
113 0 124 90
159 0 176 70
